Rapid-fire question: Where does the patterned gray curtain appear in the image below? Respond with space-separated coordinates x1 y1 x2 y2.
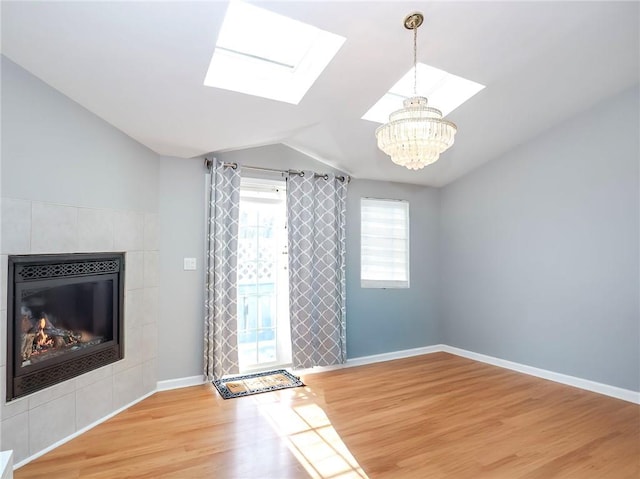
204 159 241 380
287 172 348 369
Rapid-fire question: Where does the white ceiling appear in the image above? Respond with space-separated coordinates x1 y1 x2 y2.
2 1 638 186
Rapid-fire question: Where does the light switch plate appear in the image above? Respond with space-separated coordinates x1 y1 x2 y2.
183 257 197 270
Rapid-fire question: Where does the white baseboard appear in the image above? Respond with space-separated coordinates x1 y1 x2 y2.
13 343 639 470
292 344 443 376
156 375 206 392
155 345 639 405
295 344 639 404
346 344 443 368
14 390 156 470
441 345 640 405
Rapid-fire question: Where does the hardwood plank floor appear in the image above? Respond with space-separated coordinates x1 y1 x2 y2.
14 353 640 478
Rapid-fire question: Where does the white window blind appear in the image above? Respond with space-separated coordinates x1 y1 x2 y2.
360 198 409 288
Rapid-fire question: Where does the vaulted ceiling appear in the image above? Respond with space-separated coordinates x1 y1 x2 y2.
2 1 638 186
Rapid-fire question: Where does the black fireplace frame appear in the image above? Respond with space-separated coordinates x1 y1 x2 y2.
6 252 125 401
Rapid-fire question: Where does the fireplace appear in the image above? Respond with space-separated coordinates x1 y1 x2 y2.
6 253 124 401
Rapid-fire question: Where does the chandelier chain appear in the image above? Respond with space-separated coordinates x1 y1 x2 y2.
413 22 417 95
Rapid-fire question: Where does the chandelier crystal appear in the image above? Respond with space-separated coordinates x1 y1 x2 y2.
375 13 457 170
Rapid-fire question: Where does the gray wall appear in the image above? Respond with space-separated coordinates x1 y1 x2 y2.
219 146 441 357
157 155 206 380
346 180 440 358
1 57 158 213
439 86 640 391
1 56 161 463
156 144 333 380
215 143 345 176
156 145 441 379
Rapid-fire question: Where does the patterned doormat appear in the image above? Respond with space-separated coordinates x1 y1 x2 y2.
213 369 304 399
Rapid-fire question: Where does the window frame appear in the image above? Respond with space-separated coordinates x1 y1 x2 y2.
360 197 410 289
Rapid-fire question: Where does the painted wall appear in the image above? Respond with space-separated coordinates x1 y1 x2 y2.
439 86 640 391
346 180 440 357
157 155 206 381
219 146 441 357
1 59 157 213
1 56 161 463
156 145 441 380
157 144 335 381
215 143 345 176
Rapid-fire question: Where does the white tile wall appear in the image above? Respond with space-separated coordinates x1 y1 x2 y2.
74 364 113 390
1 411 29 463
1 255 7 312
142 359 157 395
77 208 115 252
28 378 76 410
28 393 76 454
126 251 144 291
142 287 159 325
31 202 78 253
113 365 143 410
143 251 159 288
1 199 31 254
113 325 142 374
0 367 29 421
75 377 113 430
144 213 159 251
142 324 158 361
1 198 159 464
125 289 144 330
114 211 144 251
0 310 5 368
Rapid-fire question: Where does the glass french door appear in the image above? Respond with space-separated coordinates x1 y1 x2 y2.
237 178 291 371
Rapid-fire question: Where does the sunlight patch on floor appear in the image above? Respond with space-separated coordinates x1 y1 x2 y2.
258 395 368 478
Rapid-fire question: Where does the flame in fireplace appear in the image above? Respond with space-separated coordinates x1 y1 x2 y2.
35 317 53 348
20 311 105 367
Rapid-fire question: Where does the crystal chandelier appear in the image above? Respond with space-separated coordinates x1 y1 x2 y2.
375 13 457 170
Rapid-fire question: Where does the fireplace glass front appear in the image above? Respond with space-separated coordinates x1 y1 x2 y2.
6 253 124 400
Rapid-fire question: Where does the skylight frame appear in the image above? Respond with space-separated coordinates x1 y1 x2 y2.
204 1 345 105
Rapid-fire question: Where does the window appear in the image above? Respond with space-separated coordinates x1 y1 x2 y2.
361 63 485 123
237 178 291 370
203 0 345 104
360 198 410 288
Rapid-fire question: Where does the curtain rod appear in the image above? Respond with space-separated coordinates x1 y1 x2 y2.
204 158 349 183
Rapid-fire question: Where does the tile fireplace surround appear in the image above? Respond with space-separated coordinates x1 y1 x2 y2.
1 198 159 465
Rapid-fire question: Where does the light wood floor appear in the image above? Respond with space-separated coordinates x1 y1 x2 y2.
14 353 640 478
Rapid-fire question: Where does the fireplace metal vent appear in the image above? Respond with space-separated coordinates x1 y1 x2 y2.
13 348 120 398
16 259 120 281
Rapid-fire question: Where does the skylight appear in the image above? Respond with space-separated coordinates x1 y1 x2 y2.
204 1 345 105
362 63 485 123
